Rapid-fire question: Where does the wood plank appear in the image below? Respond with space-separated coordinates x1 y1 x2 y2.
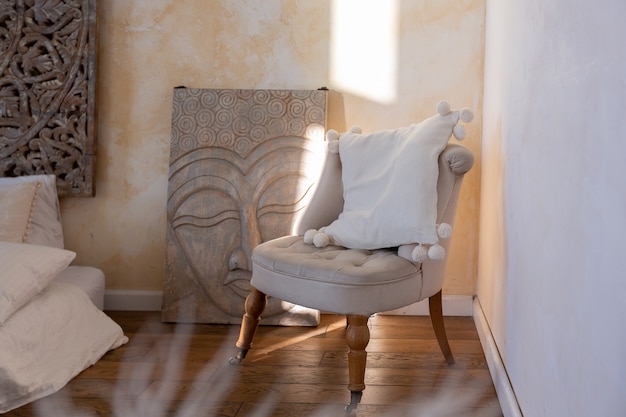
138 381 500 409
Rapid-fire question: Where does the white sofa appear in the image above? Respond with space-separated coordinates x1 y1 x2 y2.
0 175 127 413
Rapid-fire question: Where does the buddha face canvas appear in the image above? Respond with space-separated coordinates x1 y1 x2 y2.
162 89 326 324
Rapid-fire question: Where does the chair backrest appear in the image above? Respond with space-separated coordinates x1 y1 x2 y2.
292 143 474 297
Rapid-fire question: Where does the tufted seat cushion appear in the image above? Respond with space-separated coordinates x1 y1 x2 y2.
251 235 424 316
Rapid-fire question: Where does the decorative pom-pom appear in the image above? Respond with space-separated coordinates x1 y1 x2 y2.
437 101 451 116
460 108 474 123
453 124 466 141
326 129 339 142
313 232 330 248
303 229 317 244
411 245 428 263
349 126 362 134
437 223 453 239
328 140 340 154
428 244 446 261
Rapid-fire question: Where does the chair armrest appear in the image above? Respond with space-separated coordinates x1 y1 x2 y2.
399 144 474 259
441 143 474 176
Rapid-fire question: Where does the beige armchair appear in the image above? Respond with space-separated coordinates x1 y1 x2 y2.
230 142 474 413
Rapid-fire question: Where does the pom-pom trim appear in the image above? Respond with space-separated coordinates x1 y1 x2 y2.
326 129 339 142
437 101 451 116
437 223 453 239
303 229 317 244
428 244 446 261
412 245 428 263
460 108 474 123
313 232 330 248
328 140 340 154
453 124 466 141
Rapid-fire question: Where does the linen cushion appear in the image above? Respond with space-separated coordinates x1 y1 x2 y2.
321 109 463 250
0 182 39 243
0 282 128 413
0 242 76 323
0 175 65 248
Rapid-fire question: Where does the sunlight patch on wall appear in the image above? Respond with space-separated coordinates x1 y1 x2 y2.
330 0 399 104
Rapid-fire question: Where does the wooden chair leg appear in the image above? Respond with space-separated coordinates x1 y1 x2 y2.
429 290 455 364
345 314 370 412
229 287 267 364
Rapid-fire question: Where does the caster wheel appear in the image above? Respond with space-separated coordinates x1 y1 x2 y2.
344 391 362 414
228 349 247 365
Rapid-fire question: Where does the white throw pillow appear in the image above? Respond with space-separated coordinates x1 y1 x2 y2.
314 102 472 259
0 175 65 248
0 242 76 323
0 182 39 243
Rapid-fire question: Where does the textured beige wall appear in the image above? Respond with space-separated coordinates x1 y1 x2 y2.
60 0 485 295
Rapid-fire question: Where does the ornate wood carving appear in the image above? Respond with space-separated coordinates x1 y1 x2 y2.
162 88 327 325
0 0 97 197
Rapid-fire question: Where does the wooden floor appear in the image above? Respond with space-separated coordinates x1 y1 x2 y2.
6 312 502 417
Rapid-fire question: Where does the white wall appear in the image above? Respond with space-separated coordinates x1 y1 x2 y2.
60 0 485 297
478 0 626 416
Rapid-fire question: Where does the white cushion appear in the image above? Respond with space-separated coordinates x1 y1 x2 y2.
0 242 76 323
321 108 464 250
0 175 65 248
0 282 128 413
0 182 38 243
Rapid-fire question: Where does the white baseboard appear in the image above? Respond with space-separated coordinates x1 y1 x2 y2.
104 290 163 311
380 294 473 316
473 298 523 417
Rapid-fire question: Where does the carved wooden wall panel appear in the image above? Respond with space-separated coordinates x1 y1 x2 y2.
162 88 327 325
0 0 97 197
